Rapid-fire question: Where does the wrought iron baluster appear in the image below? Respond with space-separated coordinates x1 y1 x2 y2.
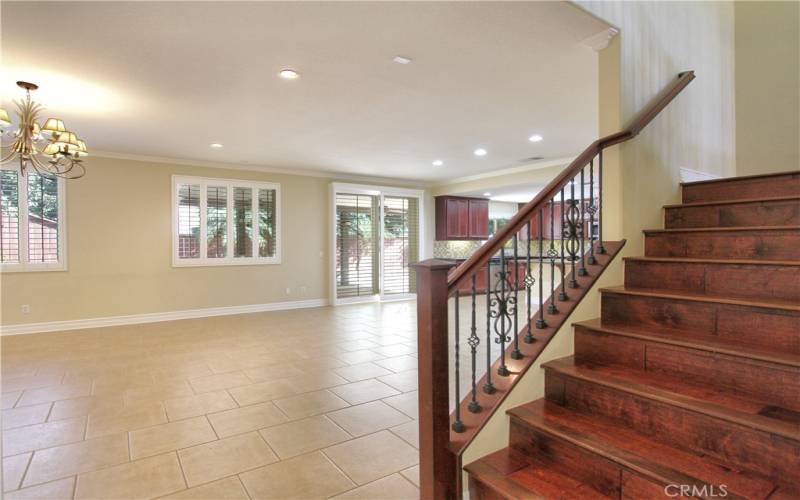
490 249 512 376
547 199 558 314
511 235 522 360
598 150 606 254
578 167 587 276
524 221 535 343
483 262 494 394
536 211 546 329
468 275 480 412
566 176 581 289
452 292 463 432
559 188 568 301
587 159 597 265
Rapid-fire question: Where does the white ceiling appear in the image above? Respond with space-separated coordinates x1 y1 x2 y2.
1 2 608 183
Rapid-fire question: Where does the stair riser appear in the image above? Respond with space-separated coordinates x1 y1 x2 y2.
467 478 516 500
544 370 800 481
644 229 800 260
665 199 800 229
682 174 800 203
574 326 800 412
601 292 800 354
624 260 800 302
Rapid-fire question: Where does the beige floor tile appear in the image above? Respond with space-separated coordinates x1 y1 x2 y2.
86 403 167 439
378 371 418 393
23 433 129 487
371 344 416 357
284 371 349 393
326 401 411 437
206 402 287 438
331 473 419 499
2 403 52 430
331 379 400 405
337 350 386 364
2 391 22 410
401 464 420 487
129 416 217 459
49 395 125 421
259 415 351 459
382 391 418 418
227 379 295 407
5 477 75 500
1 373 64 393
324 430 418 485
3 452 31 492
390 420 419 449
178 431 277 487
239 451 355 499
334 362 393 382
296 356 349 373
244 363 306 383
124 380 195 406
2 418 86 457
273 390 349 420
374 355 418 373
16 382 92 407
164 390 237 421
160 477 249 500
189 371 251 394
75 452 185 499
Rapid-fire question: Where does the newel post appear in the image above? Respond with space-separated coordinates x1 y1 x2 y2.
413 259 458 500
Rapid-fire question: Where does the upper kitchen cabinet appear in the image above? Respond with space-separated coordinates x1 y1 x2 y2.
435 196 489 240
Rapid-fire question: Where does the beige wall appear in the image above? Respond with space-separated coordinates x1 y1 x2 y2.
735 1 800 176
0 156 423 327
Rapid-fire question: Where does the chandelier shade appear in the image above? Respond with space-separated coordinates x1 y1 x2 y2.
42 117 67 135
0 109 10 128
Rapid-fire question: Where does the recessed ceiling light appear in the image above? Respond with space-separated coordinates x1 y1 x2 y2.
393 56 412 65
432 160 443 166
210 143 224 149
474 148 487 157
529 134 543 142
278 69 300 80
483 192 492 197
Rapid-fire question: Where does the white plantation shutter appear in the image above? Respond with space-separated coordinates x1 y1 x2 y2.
0 170 20 264
335 193 380 299
382 196 419 295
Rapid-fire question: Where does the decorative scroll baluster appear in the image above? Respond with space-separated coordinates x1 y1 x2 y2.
468 276 480 413
578 167 588 276
452 292 463 432
587 159 597 265
565 177 581 289
598 150 606 254
511 235 522 360
490 250 512 376
483 262 494 394
536 211 546 329
547 200 559 314
524 221 535 343
559 188 568 302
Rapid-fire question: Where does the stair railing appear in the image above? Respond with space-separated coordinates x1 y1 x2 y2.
414 71 695 499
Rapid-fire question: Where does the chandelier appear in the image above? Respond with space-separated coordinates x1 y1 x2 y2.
0 81 88 179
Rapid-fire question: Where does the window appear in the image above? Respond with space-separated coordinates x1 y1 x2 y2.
172 176 280 266
0 168 67 272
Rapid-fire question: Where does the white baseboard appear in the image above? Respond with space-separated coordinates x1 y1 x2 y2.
0 298 329 336
680 167 722 183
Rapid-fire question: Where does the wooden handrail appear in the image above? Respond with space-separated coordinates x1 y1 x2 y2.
447 71 695 293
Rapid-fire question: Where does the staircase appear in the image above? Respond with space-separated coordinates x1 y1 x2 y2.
465 171 800 499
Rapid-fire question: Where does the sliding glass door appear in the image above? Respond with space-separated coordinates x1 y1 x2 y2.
332 185 423 304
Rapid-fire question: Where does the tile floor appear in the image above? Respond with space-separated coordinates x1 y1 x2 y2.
1 302 424 499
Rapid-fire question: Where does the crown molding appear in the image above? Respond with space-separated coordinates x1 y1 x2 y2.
580 27 619 51
89 150 428 188
431 156 575 187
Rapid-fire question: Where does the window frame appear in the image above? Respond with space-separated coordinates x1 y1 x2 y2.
0 166 67 273
171 175 281 267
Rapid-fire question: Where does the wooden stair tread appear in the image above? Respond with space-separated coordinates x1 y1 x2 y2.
663 195 800 209
680 171 800 187
543 357 800 440
508 400 778 500
574 318 800 368
599 285 800 312
643 225 800 234
622 256 800 267
465 448 610 499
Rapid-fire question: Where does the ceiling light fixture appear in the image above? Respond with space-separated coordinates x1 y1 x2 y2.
432 160 443 166
483 192 492 197
278 69 300 80
210 143 224 149
393 56 412 65
474 148 487 157
528 134 543 142
0 81 88 179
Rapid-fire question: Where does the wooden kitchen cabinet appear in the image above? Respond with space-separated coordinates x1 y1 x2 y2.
436 196 489 240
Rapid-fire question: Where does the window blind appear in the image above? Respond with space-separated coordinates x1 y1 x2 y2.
258 188 276 258
177 183 201 259
233 187 253 258
383 196 419 294
27 172 59 263
336 193 380 299
207 186 227 258
0 170 19 263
